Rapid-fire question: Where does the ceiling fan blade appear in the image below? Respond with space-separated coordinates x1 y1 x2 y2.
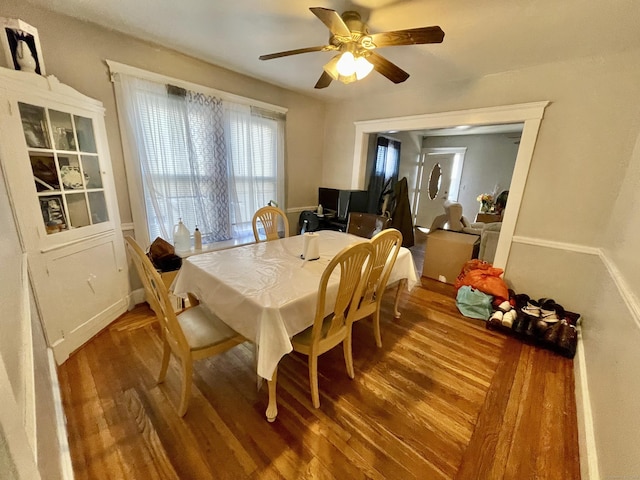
259 45 330 61
309 7 351 37
366 52 410 84
369 26 445 48
314 71 333 89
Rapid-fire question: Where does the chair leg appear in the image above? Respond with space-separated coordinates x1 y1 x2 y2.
309 354 320 408
344 332 355 379
177 357 193 417
373 308 383 348
158 339 171 383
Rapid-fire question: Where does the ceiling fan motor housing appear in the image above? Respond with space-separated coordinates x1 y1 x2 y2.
333 11 373 54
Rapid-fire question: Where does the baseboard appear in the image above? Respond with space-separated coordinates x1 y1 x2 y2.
47 349 74 480
51 298 128 364
574 328 600 480
511 235 601 256
128 288 146 310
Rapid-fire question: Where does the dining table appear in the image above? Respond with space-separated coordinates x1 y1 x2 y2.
172 229 419 421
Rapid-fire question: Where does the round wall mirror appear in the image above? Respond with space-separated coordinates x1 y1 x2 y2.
427 163 442 200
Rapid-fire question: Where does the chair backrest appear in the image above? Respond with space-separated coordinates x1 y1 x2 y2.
346 212 391 238
360 229 403 307
125 236 190 354
252 206 290 242
443 200 465 231
309 242 374 347
429 200 469 232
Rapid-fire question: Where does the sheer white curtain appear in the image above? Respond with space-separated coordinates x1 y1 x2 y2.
225 103 286 238
114 74 232 245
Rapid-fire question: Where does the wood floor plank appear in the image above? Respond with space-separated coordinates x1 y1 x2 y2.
58 277 580 480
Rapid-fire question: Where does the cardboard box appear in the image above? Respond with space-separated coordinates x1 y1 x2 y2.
422 230 480 284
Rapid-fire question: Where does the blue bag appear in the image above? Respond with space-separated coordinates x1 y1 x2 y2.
456 285 493 320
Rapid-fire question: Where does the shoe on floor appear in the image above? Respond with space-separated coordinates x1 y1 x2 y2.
521 300 541 318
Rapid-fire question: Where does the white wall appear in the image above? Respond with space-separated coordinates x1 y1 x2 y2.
422 133 519 221
0 144 26 437
322 48 640 478
0 162 57 479
1 0 328 221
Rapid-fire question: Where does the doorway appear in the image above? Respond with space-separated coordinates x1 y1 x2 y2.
352 102 549 269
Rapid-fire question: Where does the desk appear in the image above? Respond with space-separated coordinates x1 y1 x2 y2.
172 230 418 420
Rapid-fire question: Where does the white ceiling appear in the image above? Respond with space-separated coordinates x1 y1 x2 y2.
25 0 640 101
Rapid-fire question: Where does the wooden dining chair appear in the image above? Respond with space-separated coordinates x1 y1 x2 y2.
290 242 374 408
346 212 391 238
125 236 245 416
349 228 403 348
252 205 290 242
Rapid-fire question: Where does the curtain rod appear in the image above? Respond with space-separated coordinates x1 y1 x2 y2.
106 59 288 115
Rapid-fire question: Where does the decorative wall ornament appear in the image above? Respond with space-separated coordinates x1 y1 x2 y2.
0 18 46 75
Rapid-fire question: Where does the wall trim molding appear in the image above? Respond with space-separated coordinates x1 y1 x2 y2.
21 253 37 456
47 348 74 479
511 235 602 256
286 205 317 214
120 222 135 232
50 299 128 364
598 250 640 330
574 330 600 480
128 288 146 310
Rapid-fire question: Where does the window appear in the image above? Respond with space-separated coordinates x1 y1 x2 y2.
367 136 400 214
110 64 286 248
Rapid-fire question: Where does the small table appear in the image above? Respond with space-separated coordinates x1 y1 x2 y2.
475 212 502 223
172 230 419 421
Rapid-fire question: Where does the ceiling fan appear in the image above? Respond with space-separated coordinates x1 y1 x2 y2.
259 7 444 89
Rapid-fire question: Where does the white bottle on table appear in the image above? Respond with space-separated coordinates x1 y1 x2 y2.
317 204 323 215
194 225 202 250
173 219 190 254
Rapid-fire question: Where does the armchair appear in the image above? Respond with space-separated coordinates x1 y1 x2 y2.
429 200 475 232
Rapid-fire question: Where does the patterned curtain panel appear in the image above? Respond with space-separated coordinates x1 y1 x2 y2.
186 92 232 242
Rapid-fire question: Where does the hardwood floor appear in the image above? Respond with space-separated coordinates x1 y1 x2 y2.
58 271 580 480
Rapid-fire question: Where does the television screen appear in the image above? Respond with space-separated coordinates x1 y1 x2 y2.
318 187 339 213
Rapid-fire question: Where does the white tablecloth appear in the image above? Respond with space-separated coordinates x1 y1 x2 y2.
172 230 418 380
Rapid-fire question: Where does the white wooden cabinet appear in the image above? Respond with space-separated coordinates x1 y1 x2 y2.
0 67 128 364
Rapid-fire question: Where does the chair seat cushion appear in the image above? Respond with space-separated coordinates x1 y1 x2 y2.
177 305 240 350
291 315 333 347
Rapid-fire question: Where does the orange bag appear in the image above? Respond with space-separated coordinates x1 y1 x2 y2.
458 267 509 302
454 259 492 291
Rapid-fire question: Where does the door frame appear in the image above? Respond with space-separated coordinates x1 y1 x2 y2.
351 101 549 270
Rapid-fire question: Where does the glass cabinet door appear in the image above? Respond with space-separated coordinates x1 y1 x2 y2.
18 102 110 234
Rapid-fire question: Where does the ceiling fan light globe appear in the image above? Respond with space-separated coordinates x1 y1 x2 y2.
336 52 356 76
355 56 374 80
339 73 357 84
